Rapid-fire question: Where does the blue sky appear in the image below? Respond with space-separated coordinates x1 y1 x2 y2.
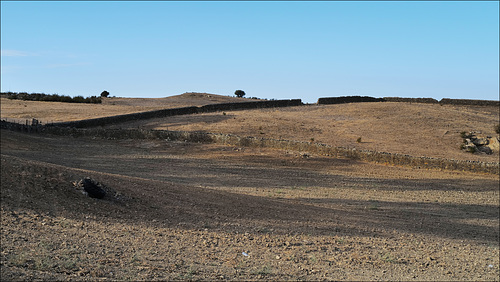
1 1 498 103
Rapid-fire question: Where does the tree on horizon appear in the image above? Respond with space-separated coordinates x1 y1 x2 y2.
234 90 245 98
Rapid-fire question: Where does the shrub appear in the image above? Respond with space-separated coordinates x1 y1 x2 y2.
234 90 246 98
6 93 18 100
88 96 101 103
59 95 73 103
1 92 101 104
460 131 471 139
100 90 110 97
72 96 85 103
466 146 477 153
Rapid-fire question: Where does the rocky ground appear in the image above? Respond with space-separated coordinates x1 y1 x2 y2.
1 129 499 281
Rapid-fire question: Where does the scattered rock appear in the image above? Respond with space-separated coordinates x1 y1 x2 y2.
472 138 488 146
461 132 497 155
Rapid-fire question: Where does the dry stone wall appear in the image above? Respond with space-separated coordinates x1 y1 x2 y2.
2 120 498 174
439 98 499 107
382 97 439 104
382 97 499 106
2 97 499 174
317 96 384 104
46 99 302 128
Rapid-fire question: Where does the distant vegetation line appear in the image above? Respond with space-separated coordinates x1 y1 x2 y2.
1 91 498 107
1 92 102 104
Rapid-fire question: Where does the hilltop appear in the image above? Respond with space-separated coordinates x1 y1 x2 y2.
0 92 248 123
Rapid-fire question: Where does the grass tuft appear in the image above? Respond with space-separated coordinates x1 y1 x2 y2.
252 265 273 276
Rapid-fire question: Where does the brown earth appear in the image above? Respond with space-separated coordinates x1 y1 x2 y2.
3 93 497 162
103 100 499 163
0 93 246 123
1 94 499 281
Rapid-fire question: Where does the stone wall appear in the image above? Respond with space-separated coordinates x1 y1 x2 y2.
47 99 303 128
2 120 497 174
317 96 385 104
439 98 499 107
47 106 200 128
383 97 439 104
383 97 499 106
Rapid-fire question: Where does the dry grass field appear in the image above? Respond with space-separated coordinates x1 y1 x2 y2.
104 100 499 163
1 93 499 281
0 93 246 123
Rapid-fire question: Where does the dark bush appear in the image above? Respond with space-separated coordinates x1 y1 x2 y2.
88 96 101 104
1 92 101 104
6 93 18 100
100 91 110 97
72 96 85 103
60 95 73 103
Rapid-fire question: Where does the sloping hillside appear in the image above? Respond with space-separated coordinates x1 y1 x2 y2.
104 102 499 163
1 130 498 280
0 92 247 123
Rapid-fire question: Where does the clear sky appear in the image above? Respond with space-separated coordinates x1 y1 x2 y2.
1 1 499 103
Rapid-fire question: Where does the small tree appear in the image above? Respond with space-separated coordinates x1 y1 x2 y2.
100 90 110 98
234 90 246 98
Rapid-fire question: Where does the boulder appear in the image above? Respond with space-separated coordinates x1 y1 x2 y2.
478 146 493 154
461 132 498 155
486 137 500 152
79 177 106 199
472 138 488 146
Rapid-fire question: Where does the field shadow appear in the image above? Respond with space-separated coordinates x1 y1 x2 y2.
297 197 499 240
1 131 498 245
2 154 498 245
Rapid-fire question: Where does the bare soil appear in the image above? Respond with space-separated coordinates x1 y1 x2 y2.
1 94 499 281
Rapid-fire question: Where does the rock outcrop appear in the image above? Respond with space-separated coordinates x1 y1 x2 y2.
461 132 499 155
